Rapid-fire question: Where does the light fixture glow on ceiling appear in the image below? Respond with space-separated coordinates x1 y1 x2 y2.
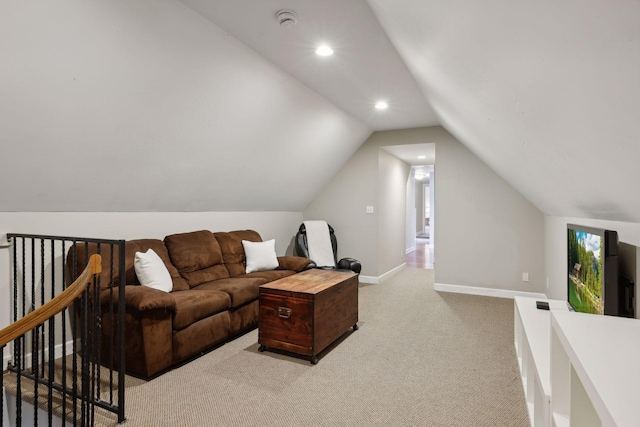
375 101 388 110
316 45 334 56
418 155 426 159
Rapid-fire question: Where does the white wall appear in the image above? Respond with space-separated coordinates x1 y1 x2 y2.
405 170 416 254
304 127 442 279
428 169 435 249
378 149 410 276
306 125 545 288
415 179 425 234
435 130 545 294
544 215 640 316
303 137 379 277
0 211 302 330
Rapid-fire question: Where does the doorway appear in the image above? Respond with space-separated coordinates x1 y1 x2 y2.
406 165 434 269
380 142 435 271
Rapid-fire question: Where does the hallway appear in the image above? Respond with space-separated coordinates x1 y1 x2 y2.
405 237 433 269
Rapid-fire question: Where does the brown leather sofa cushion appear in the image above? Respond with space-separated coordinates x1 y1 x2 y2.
69 239 189 291
171 290 231 330
67 241 125 290
164 230 230 287
101 286 177 312
194 277 266 308
214 230 262 277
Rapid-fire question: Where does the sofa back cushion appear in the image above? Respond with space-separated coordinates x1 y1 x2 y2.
130 240 190 291
164 230 230 287
67 239 189 291
214 230 262 277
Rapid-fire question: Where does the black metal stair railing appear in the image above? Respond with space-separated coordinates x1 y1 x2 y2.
1 234 126 426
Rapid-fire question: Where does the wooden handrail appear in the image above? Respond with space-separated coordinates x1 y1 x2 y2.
0 254 102 348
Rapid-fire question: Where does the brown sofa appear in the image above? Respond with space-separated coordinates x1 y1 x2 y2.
68 229 311 379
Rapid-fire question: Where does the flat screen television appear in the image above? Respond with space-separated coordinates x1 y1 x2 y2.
567 224 619 315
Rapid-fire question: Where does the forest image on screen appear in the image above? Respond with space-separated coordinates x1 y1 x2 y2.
568 229 603 314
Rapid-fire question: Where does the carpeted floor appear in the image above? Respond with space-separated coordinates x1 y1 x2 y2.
5 267 530 426
105 267 528 426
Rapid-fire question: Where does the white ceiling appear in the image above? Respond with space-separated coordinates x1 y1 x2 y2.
382 144 435 166
179 0 439 131
181 0 640 222
369 0 640 222
1 0 638 222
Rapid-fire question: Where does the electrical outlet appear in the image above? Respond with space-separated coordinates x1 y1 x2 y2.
366 206 374 214
522 272 529 282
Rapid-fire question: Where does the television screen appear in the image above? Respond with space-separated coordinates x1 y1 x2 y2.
567 227 604 314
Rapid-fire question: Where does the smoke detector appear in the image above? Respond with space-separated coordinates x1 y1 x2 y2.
276 10 297 28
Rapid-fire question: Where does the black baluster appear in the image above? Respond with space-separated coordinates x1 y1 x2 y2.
16 336 22 427
48 239 55 426
108 243 114 406
31 238 38 427
40 239 45 379
61 239 68 423
1 344 4 427
117 240 126 423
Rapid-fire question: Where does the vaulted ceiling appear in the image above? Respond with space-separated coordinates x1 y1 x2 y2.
367 0 640 222
1 0 638 221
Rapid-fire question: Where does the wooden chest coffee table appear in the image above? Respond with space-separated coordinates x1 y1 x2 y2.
258 269 358 364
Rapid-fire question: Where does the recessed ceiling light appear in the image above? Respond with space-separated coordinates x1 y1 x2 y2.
417 155 426 159
316 45 334 56
375 101 388 110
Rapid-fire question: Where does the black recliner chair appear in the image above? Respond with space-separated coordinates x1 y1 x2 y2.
295 223 362 274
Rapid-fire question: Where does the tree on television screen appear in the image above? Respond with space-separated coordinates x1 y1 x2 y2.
568 229 603 313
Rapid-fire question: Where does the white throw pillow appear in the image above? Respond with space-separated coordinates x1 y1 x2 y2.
243 239 279 273
134 248 173 292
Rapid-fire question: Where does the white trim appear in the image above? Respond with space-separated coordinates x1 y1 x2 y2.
379 263 406 283
2 339 75 370
434 283 547 299
358 275 378 285
358 263 407 285
405 246 416 255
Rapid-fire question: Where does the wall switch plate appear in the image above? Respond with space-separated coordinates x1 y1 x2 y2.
522 272 529 282
366 206 374 214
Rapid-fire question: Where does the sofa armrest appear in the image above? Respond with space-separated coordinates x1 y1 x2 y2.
277 256 312 272
337 258 361 274
101 285 177 312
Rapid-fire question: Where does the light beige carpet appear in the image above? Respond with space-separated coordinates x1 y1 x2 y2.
6 267 530 426
108 267 528 426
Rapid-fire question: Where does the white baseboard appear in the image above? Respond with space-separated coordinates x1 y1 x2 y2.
380 263 406 283
434 283 547 299
360 263 407 285
405 246 416 255
3 339 75 371
359 275 378 284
